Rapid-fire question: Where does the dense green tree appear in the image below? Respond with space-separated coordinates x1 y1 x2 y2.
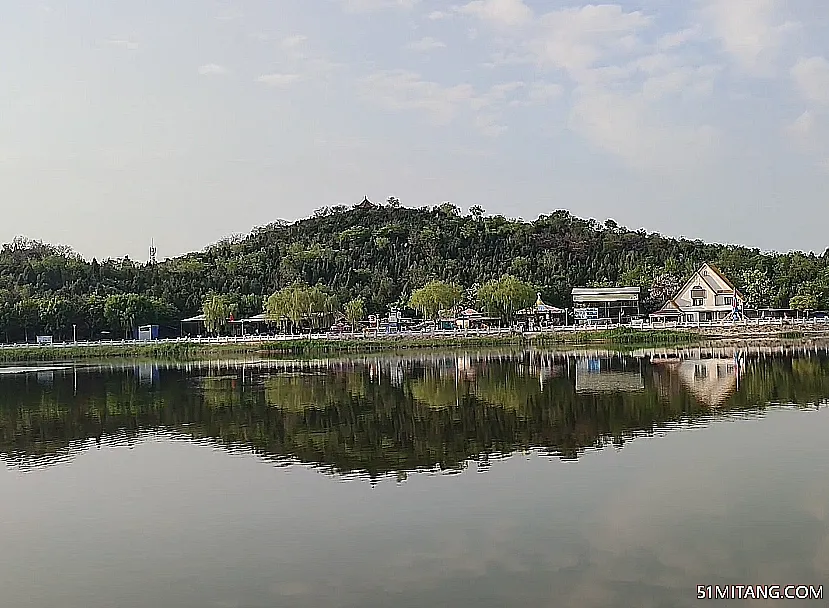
2 203 829 343
344 297 365 331
409 281 463 321
203 295 233 335
739 269 774 309
790 293 818 311
265 284 337 334
477 274 536 324
15 299 40 342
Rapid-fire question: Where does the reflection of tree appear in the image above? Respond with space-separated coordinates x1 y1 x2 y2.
3 354 829 478
408 369 468 408
470 366 543 412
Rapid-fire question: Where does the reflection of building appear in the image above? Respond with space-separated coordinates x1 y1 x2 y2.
137 364 159 386
574 358 644 393
672 358 739 406
571 287 641 324
456 355 478 381
651 263 744 323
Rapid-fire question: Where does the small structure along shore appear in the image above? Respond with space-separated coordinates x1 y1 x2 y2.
1 323 828 363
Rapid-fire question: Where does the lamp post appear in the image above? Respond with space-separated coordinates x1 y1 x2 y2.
73 324 77 343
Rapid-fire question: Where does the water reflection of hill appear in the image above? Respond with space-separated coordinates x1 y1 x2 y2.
1 348 828 478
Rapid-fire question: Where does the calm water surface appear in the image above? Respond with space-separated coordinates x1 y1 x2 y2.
2 347 828 607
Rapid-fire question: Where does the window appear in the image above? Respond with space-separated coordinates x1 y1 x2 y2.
692 298 704 306
724 296 733 306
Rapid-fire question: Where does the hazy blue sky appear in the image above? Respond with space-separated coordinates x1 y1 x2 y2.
2 0 829 260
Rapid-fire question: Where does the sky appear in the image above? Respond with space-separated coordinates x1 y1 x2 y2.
2 0 829 261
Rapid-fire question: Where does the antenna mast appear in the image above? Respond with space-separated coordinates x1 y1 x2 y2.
149 239 157 265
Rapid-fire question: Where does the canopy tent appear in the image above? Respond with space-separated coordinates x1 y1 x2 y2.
230 313 269 324
181 314 206 323
517 293 565 316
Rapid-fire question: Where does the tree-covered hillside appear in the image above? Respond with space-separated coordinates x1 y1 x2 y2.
1 199 828 341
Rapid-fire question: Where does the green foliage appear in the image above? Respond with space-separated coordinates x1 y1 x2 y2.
409 281 463 320
202 294 234 335
0 329 700 362
265 284 338 334
344 297 365 330
2 203 829 343
4 352 829 476
477 274 536 323
790 293 818 311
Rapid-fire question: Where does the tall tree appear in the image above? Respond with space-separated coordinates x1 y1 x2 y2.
409 281 463 321
477 275 536 324
203 295 232 335
344 297 365 332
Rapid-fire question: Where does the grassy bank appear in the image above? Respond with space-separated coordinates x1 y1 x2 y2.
0 329 700 362
533 327 699 346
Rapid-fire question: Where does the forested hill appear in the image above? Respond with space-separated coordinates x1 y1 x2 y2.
1 200 828 340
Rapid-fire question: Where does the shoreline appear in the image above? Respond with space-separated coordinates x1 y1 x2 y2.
1 326 827 362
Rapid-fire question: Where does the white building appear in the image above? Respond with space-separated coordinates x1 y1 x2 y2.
651 263 744 323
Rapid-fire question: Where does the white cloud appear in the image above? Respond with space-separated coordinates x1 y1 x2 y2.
474 114 508 137
640 65 719 101
256 73 302 86
699 0 800 75
105 38 139 50
198 63 228 76
282 35 308 48
452 2 724 169
215 6 243 21
458 0 533 28
508 82 563 107
427 10 449 20
785 110 815 141
336 0 419 12
360 70 529 136
529 5 652 76
406 37 446 52
360 70 475 123
526 81 563 104
791 56 829 104
569 85 718 170
657 26 700 51
819 158 829 174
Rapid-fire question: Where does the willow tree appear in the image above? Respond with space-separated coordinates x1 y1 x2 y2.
477 274 536 324
409 281 463 321
266 284 338 335
203 295 234 335
344 297 365 331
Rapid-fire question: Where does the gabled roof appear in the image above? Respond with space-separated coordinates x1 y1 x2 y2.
355 196 375 209
534 292 565 313
706 263 738 292
653 299 683 315
653 263 745 315
673 263 742 303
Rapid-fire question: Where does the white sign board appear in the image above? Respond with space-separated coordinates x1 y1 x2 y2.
573 308 599 320
36 335 53 345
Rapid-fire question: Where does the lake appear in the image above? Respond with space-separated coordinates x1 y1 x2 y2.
1 346 828 607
